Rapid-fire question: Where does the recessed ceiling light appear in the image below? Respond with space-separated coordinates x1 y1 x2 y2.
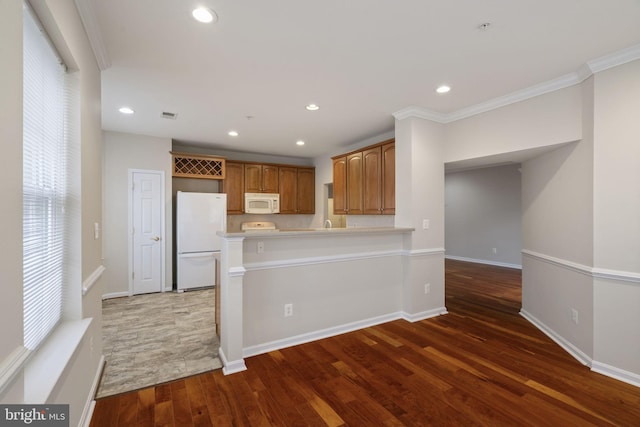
436 85 451 94
228 131 239 137
478 22 492 31
296 140 305 146
192 7 217 23
305 104 319 111
118 107 134 114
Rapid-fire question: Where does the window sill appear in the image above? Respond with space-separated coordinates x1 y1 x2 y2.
24 318 92 403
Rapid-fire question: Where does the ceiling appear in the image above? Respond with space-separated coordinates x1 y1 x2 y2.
86 0 640 159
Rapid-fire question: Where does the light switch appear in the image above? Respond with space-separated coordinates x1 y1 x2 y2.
94 222 100 239
422 219 430 230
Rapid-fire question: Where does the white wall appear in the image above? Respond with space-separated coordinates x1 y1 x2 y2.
395 117 446 316
592 61 640 274
445 85 582 164
518 78 596 367
522 140 594 265
521 137 595 359
0 0 26 402
445 165 522 267
103 131 173 296
0 1 104 424
241 232 405 351
592 60 640 377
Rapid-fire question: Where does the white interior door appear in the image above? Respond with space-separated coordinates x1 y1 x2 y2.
131 170 164 295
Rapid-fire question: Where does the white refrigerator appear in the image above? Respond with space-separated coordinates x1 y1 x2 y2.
176 191 227 292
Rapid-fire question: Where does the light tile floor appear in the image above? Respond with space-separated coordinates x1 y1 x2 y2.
96 288 222 398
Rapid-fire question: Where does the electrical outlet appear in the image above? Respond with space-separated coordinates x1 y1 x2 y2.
571 308 579 324
492 247 497 254
257 241 264 253
424 283 431 294
284 303 293 317
422 219 430 230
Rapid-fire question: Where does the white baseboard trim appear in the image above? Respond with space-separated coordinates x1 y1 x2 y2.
446 255 522 270
401 307 448 322
591 361 640 388
243 312 404 359
102 291 129 300
80 355 105 427
218 348 247 376
242 308 450 361
520 309 592 367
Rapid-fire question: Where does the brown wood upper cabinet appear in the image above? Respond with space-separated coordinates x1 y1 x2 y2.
279 167 315 214
221 161 244 214
332 139 394 215
363 147 381 214
332 152 364 215
332 152 363 215
244 163 279 193
332 157 347 214
347 152 364 215
381 142 395 214
223 161 315 215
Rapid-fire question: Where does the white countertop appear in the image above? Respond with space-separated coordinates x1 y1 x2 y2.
219 226 414 238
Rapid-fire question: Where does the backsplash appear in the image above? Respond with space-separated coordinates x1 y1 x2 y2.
226 213 394 232
227 214 316 232
346 215 395 228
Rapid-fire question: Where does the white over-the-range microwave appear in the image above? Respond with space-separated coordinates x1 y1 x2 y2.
244 193 280 214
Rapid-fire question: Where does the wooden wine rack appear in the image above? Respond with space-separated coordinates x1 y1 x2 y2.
171 152 226 180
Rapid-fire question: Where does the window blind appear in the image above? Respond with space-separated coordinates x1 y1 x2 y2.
22 2 69 351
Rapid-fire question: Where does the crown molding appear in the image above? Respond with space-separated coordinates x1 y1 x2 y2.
392 106 447 123
74 0 111 70
575 63 593 82
394 43 640 124
446 72 582 123
587 43 640 74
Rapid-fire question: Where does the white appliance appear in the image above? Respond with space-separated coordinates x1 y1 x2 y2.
176 191 227 292
244 193 280 214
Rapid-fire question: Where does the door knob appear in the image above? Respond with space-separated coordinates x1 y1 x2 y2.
151 236 161 241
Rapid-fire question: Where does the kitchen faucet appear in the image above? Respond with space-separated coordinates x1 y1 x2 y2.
324 219 332 229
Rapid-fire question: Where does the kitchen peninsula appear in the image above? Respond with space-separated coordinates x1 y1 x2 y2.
216 226 448 375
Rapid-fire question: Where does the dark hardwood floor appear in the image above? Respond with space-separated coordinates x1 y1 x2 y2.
90 259 640 426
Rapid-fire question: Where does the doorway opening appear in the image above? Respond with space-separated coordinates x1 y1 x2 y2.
444 164 523 312
98 170 222 398
324 183 346 228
